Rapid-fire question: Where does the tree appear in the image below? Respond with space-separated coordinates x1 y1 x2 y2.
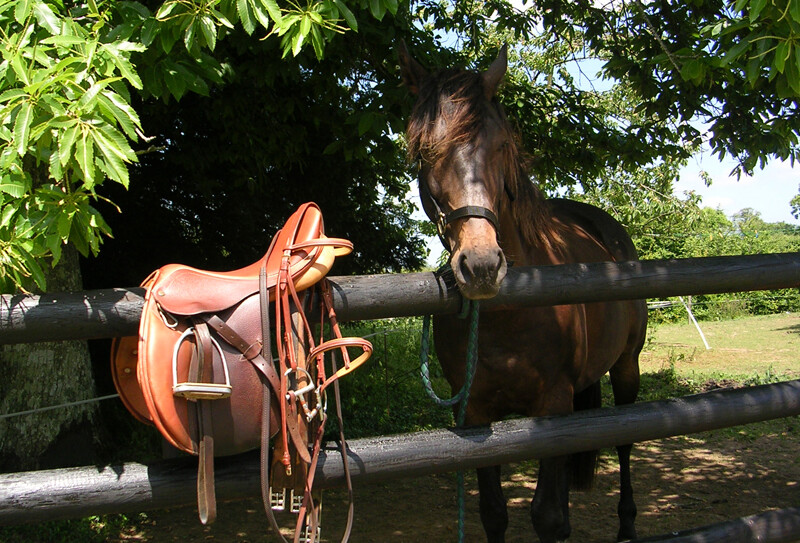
0 0 402 470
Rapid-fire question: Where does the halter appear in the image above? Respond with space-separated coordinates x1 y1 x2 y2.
419 176 500 252
434 204 499 252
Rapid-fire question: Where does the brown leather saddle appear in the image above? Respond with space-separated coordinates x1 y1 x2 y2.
112 202 371 542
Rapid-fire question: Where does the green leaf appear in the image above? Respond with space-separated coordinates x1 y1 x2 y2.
14 0 32 23
48 144 62 179
97 123 137 162
59 124 78 166
184 19 198 52
41 35 86 47
249 0 274 28
18 245 46 290
299 13 311 39
334 0 357 30
156 1 179 20
77 78 120 111
369 0 385 20
383 0 398 16
100 43 144 89
13 102 33 155
791 0 800 23
200 15 217 50
357 112 373 135
75 131 95 188
259 0 282 22
749 0 767 22
56 209 71 240
237 0 255 34
0 203 17 228
291 27 305 57
0 89 29 104
773 40 791 73
141 18 159 46
97 91 140 139
0 176 28 197
722 38 751 66
310 23 324 60
32 0 60 34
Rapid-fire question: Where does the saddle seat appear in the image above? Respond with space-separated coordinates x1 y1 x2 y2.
112 203 352 432
152 206 352 317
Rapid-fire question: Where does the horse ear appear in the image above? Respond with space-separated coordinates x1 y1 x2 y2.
398 40 427 95
482 44 508 99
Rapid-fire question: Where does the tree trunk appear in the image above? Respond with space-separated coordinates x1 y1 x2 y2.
0 245 97 471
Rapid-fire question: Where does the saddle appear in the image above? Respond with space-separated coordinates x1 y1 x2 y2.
111 202 372 543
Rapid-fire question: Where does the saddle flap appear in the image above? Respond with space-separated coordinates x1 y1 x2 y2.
110 335 152 425
138 292 272 455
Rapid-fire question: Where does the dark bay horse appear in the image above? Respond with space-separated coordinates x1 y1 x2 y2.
399 43 648 543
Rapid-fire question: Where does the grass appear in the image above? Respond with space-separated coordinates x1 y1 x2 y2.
640 312 800 384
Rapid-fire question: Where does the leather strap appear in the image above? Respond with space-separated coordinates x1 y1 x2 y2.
194 321 217 525
200 313 311 465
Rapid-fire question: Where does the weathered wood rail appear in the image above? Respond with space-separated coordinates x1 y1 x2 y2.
1 251 799 542
1 252 799 344
2 380 800 525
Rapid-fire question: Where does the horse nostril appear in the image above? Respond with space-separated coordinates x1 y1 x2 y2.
458 252 473 282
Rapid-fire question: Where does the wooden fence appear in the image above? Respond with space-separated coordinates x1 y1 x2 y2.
1 252 800 542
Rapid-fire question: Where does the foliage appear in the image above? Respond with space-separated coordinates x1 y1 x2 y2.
642 207 800 323
4 0 800 292
333 318 453 438
0 512 147 543
0 0 400 291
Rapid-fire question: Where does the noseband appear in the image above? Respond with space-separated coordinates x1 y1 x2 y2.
423 185 500 252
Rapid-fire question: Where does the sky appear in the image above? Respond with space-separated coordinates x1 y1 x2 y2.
676 154 799 226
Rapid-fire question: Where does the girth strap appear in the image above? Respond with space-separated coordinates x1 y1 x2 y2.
200 313 312 466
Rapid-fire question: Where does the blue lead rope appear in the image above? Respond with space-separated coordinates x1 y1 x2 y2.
419 298 480 543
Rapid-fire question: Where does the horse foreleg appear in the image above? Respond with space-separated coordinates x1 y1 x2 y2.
477 465 508 543
531 456 571 543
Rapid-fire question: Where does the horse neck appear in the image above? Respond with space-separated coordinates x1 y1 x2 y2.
499 176 563 266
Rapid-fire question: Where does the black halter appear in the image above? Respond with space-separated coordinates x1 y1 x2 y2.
420 180 500 252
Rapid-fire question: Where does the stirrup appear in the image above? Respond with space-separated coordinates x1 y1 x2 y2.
270 488 287 511
290 490 303 514
300 502 322 543
300 523 322 543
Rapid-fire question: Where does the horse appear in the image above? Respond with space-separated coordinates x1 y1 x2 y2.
399 42 648 543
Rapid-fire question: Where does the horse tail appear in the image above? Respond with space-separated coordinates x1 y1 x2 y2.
570 380 601 490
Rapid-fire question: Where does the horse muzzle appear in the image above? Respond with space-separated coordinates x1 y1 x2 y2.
451 242 507 300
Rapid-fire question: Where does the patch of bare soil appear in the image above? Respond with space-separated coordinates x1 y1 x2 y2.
105 428 800 542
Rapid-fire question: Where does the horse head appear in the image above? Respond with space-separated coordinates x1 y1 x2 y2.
400 42 511 299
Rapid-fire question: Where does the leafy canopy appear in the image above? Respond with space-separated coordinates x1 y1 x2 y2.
0 0 398 291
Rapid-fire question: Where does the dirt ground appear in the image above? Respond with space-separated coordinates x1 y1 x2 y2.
106 424 800 542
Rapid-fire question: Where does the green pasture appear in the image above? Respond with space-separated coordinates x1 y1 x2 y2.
641 312 800 387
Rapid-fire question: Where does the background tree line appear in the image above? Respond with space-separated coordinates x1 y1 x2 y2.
1 0 799 471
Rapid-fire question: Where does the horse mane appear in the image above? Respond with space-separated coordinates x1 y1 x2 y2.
406 67 558 249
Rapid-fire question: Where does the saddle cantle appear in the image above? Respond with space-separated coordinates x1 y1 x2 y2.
112 202 372 543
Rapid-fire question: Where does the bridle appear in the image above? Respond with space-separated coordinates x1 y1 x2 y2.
418 170 501 253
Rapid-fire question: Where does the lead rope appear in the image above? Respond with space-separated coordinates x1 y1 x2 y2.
419 296 480 543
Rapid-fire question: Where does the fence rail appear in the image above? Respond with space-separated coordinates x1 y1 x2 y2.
1 251 799 542
2 380 799 525
1 252 799 344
